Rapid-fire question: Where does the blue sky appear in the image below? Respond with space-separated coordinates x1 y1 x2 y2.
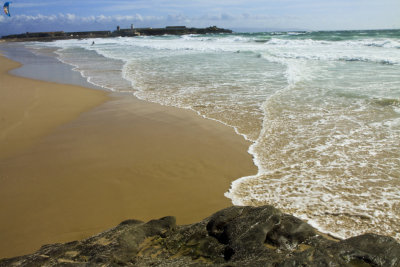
1 0 399 36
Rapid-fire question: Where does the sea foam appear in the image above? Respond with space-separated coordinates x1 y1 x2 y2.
32 29 400 241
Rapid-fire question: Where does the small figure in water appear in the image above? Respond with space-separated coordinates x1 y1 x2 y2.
91 41 95 46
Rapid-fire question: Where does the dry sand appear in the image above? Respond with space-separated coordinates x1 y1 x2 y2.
0 55 256 258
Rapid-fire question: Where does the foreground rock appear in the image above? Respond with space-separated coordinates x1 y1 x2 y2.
1 205 400 266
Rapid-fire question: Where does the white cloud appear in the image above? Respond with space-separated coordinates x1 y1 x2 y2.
12 3 54 8
12 14 53 22
0 12 297 36
1 13 145 25
1 4 399 37
66 13 76 21
0 13 186 36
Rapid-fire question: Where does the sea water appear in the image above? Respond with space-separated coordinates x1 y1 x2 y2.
26 29 400 240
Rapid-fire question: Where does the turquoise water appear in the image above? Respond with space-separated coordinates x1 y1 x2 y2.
28 29 400 240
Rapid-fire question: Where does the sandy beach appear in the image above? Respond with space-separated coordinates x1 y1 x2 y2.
0 54 256 258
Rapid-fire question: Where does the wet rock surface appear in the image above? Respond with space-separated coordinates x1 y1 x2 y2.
1 205 399 266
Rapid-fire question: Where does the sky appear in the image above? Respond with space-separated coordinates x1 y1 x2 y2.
1 0 399 36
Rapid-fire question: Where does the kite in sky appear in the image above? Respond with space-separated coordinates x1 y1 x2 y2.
3 2 11 16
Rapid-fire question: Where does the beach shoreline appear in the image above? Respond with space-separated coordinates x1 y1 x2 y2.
0 51 256 258
0 54 110 159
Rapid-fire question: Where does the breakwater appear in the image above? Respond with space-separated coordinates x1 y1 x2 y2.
1 26 232 41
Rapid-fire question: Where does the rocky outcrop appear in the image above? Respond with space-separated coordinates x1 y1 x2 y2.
1 205 399 266
1 26 232 41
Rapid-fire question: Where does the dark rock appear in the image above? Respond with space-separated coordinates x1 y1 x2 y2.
1 205 399 266
336 233 400 266
1 26 233 42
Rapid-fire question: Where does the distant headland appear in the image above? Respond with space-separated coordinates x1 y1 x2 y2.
1 25 232 42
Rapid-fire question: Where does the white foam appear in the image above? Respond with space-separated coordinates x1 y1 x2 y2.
29 33 400 242
264 38 400 65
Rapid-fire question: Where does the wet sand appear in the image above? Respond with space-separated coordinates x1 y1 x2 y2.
0 56 109 159
0 55 256 258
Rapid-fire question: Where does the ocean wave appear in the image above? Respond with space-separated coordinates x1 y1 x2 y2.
41 35 400 67
266 36 400 48
265 38 329 46
29 32 400 242
340 57 396 65
261 38 400 65
346 39 400 49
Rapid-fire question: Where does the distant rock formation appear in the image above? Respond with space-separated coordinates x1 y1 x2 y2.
1 205 399 266
1 31 113 41
1 26 233 41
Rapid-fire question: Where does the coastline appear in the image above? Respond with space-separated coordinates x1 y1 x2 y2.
0 50 256 258
0 26 232 42
0 54 109 159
